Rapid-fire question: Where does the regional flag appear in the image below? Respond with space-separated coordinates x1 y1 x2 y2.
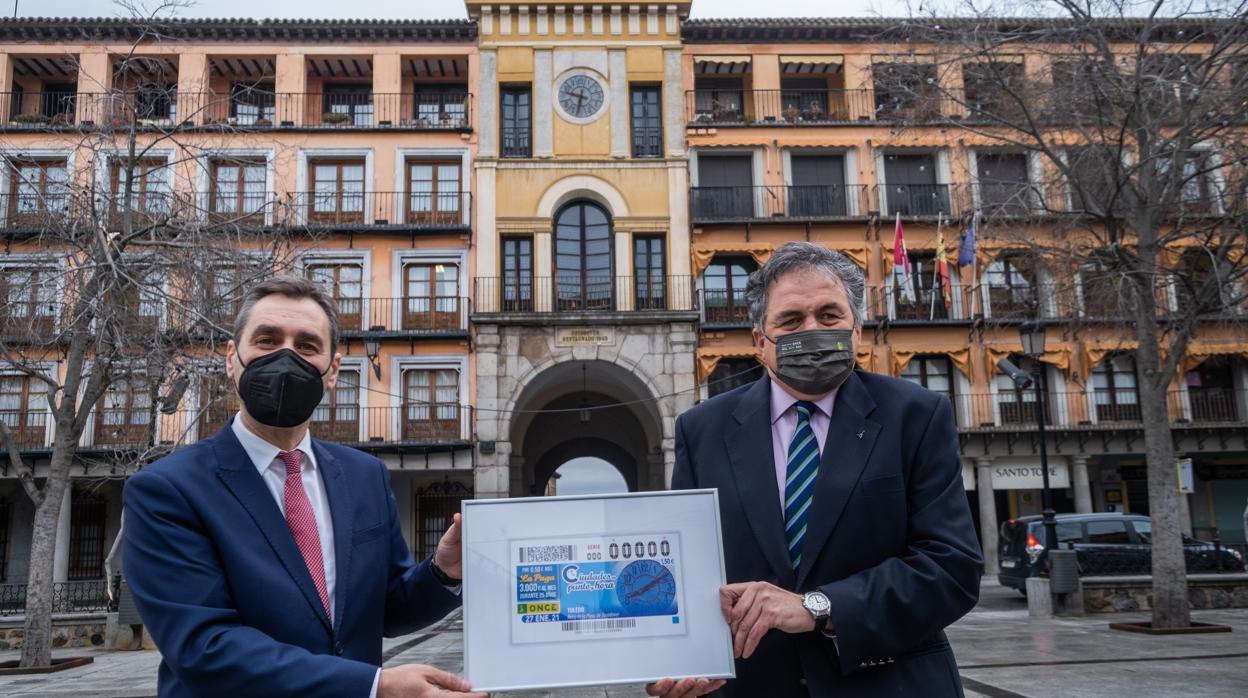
892 213 916 303
935 224 953 311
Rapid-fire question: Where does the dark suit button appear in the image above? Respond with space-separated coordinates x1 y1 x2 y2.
334 642 344 655
798 678 808 687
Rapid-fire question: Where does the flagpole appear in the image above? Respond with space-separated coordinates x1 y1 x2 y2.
930 213 942 320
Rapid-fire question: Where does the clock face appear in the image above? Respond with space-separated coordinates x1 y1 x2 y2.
558 74 605 120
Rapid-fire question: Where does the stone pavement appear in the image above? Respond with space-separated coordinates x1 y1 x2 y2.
1 580 1246 697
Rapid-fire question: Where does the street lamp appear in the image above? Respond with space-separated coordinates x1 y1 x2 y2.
1019 321 1057 561
364 327 384 380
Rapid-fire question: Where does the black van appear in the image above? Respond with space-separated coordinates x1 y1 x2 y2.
998 512 1245 594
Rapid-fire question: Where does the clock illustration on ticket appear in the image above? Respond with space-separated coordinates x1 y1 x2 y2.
510 533 686 645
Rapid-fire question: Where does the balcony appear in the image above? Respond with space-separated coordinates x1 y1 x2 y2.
684 88 963 127
473 276 695 316
976 182 1044 219
0 409 50 448
957 388 1247 431
333 297 470 336
0 91 472 131
0 297 61 339
290 191 471 230
690 185 871 223
868 283 974 322
699 288 751 327
876 183 957 218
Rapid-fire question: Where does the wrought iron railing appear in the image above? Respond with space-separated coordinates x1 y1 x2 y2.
473 276 695 314
0 579 113 615
690 184 871 222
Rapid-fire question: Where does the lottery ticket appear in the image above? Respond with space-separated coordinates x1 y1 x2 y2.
510 532 686 645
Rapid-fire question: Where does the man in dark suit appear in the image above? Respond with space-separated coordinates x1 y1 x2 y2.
672 242 982 697
124 276 484 698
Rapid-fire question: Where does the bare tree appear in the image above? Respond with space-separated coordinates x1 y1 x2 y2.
0 4 311 666
875 0 1248 628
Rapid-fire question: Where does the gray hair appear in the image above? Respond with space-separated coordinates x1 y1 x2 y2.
234 274 341 352
746 242 867 331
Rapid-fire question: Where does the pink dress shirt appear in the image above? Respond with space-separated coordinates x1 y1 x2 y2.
769 380 838 513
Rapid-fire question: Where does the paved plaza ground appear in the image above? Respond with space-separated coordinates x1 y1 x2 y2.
1 580 1245 697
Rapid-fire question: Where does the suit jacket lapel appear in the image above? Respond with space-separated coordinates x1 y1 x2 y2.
797 371 881 589
725 378 796 589
213 427 333 632
313 440 353 634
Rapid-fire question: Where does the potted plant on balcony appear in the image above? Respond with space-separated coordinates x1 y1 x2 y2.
803 100 826 122
782 105 800 123
321 111 352 126
12 113 50 125
253 117 272 127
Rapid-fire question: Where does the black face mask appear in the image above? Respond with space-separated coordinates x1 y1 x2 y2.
236 348 329 428
763 328 856 396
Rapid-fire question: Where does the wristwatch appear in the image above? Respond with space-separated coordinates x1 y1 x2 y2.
802 591 832 633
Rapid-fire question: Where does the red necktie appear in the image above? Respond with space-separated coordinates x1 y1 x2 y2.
279 449 331 619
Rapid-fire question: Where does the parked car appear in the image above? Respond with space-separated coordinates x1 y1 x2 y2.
998 512 1246 594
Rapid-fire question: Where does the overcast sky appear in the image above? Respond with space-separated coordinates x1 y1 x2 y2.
18 0 915 20
554 457 628 496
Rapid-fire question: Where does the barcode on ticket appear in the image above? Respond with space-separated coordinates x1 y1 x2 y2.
518 545 576 563
560 618 638 632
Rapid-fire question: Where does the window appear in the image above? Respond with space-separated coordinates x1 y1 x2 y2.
111 159 170 218
120 268 164 325
68 488 108 581
1052 60 1108 121
197 372 236 439
500 86 532 158
501 236 533 312
554 202 614 311
309 160 365 224
1185 356 1238 422
403 263 461 330
1092 354 1140 422
406 160 461 225
1157 151 1218 215
402 369 460 441
0 497 10 581
962 60 1024 120
993 355 1049 425
0 374 48 448
230 83 275 125
95 375 151 447
134 83 176 121
633 235 666 310
976 152 1031 217
873 62 940 121
1174 247 1234 315
1079 258 1122 317
209 159 266 221
414 84 469 128
0 266 58 335
202 265 247 327
780 78 831 122
708 358 764 398
312 368 360 443
305 262 364 331
693 155 754 219
882 153 947 216
322 84 372 126
8 159 69 225
984 256 1037 319
893 252 949 320
790 155 848 217
703 257 754 324
1036 521 1084 547
899 356 953 402
1085 520 1130 545
1066 147 1120 215
630 86 662 158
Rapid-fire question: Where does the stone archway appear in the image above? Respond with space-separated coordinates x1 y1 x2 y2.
507 358 664 497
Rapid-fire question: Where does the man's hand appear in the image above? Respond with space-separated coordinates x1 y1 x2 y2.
377 664 485 698
719 582 817 659
433 513 463 580
645 678 727 697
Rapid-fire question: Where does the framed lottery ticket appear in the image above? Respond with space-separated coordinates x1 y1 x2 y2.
461 490 734 693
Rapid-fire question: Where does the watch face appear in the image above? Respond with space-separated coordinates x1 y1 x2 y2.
558 75 605 119
805 591 831 614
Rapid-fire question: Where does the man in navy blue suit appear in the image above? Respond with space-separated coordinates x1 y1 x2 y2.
124 276 484 698
672 243 982 697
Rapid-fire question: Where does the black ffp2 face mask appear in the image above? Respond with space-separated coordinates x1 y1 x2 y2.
764 328 856 396
236 348 329 428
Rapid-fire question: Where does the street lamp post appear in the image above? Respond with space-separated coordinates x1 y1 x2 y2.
1019 321 1058 562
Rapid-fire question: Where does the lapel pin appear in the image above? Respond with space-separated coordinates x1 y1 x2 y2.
856 430 865 440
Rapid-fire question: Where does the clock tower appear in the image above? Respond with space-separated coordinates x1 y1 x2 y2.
466 2 696 499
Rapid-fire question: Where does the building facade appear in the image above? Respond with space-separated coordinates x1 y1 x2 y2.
0 6 1245 604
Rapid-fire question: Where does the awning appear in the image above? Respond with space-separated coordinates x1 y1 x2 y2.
829 244 869 271
1079 340 1138 383
963 54 1026 64
985 344 1074 381
781 55 843 74
692 242 773 278
697 346 759 385
695 56 752 75
872 54 934 64
1180 342 1248 375
856 346 876 373
889 346 972 379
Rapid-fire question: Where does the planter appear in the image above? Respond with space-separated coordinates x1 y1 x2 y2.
1109 621 1232 635
0 656 94 675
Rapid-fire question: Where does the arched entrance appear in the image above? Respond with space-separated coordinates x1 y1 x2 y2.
509 359 664 496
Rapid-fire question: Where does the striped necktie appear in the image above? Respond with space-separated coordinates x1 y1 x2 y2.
784 401 820 570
